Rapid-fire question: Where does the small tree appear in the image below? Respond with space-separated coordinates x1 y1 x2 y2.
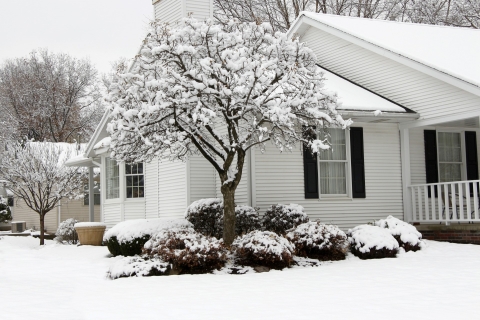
0 196 12 224
106 18 350 245
0 142 86 244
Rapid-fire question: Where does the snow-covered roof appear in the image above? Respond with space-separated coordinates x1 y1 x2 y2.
94 137 111 150
321 68 405 113
300 12 480 89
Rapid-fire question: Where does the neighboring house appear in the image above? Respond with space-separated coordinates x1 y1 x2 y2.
66 0 480 230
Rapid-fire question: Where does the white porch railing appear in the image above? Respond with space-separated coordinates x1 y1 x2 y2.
408 180 480 224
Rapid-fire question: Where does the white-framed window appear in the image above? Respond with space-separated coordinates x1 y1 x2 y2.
437 131 463 182
106 158 120 199
318 128 350 196
125 163 144 199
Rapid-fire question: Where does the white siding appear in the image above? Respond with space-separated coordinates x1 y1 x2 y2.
253 123 403 230
188 155 216 204
409 127 427 186
300 28 480 119
124 201 146 221
59 199 101 224
158 160 187 219
103 203 121 229
215 155 250 205
13 200 57 233
154 0 182 23
145 159 160 218
185 0 212 20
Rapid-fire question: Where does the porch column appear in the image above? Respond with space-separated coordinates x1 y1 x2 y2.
400 127 412 222
89 166 94 222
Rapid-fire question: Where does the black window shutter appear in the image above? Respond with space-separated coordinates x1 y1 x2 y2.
424 130 438 197
350 127 366 198
465 131 479 196
303 144 319 199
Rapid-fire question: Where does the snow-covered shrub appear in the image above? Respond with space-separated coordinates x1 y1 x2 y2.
185 198 224 238
286 221 348 261
54 218 79 244
348 225 399 260
144 227 227 274
107 255 171 279
374 216 423 252
186 199 261 238
0 196 12 224
233 230 295 270
103 218 192 256
262 204 309 235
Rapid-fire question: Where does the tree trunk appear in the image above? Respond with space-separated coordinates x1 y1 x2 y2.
222 187 236 246
39 214 45 246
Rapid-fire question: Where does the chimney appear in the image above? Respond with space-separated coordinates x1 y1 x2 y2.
152 0 213 23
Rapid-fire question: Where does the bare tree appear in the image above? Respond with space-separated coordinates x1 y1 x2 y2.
0 142 87 244
106 19 350 245
0 50 105 143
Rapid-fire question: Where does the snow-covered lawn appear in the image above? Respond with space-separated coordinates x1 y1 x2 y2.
1 236 479 319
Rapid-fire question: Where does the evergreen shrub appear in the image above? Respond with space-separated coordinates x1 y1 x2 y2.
262 204 309 235
348 225 399 260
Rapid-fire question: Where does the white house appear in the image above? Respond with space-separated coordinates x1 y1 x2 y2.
66 0 480 230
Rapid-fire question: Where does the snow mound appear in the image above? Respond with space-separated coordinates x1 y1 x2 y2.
107 255 170 279
75 222 106 228
348 225 399 254
374 216 423 249
104 218 192 244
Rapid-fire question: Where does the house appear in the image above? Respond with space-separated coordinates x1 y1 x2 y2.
66 0 480 235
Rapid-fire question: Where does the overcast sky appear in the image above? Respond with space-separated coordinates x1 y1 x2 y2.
0 0 153 73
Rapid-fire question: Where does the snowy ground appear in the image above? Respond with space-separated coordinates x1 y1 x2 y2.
1 236 479 319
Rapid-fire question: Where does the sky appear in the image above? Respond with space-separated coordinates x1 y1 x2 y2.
0 0 153 73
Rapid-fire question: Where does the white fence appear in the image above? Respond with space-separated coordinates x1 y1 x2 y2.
408 180 480 224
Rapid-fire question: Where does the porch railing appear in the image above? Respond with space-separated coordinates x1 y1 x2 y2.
408 180 480 224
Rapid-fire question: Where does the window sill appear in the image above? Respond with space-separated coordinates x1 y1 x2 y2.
318 196 352 201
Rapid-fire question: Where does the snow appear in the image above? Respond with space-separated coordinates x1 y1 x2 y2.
1 236 479 319
302 13 480 88
321 68 405 112
233 230 295 257
75 222 106 228
94 137 112 150
375 215 423 247
348 224 399 253
103 218 192 243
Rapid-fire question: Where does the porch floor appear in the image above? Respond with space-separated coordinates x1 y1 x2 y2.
415 224 480 245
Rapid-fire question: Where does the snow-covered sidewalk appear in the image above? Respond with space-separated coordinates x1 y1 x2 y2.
0 236 479 319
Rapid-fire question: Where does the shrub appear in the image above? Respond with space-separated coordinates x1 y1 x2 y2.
233 230 295 270
185 198 223 238
107 255 170 279
103 218 192 257
262 204 309 235
286 221 347 261
54 218 79 244
374 216 423 252
144 227 227 274
0 196 12 224
185 199 262 238
348 225 399 260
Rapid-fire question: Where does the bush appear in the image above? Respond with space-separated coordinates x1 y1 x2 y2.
374 216 423 252
348 225 399 260
0 196 12 224
286 221 347 261
185 199 262 238
144 227 227 274
233 230 295 270
54 218 79 244
103 218 192 257
262 204 309 235
107 255 171 279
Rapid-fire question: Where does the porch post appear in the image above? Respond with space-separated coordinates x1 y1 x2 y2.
89 166 95 222
400 127 412 222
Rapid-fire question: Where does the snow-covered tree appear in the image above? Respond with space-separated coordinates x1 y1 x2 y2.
0 142 87 245
0 196 12 224
106 18 350 245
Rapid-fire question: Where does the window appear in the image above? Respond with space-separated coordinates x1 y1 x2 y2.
84 179 101 206
106 158 119 199
437 132 462 182
125 163 144 198
318 128 348 195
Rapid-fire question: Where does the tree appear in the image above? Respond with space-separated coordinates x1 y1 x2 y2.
0 49 104 143
0 142 87 245
0 196 12 224
106 18 350 245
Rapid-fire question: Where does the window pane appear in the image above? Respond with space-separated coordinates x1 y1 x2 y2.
126 187 133 198
126 164 132 175
137 163 143 174
106 158 119 199
319 162 346 194
126 176 133 187
319 129 346 161
440 163 461 182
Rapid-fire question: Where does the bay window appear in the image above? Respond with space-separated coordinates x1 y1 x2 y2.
106 158 119 199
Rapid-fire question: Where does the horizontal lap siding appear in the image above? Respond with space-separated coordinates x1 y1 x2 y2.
410 128 426 185
215 156 249 205
145 159 159 218
59 200 101 223
13 200 57 233
254 123 403 230
103 203 121 229
185 0 212 20
301 28 480 119
124 202 146 221
159 160 187 219
189 156 216 204
154 0 182 23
